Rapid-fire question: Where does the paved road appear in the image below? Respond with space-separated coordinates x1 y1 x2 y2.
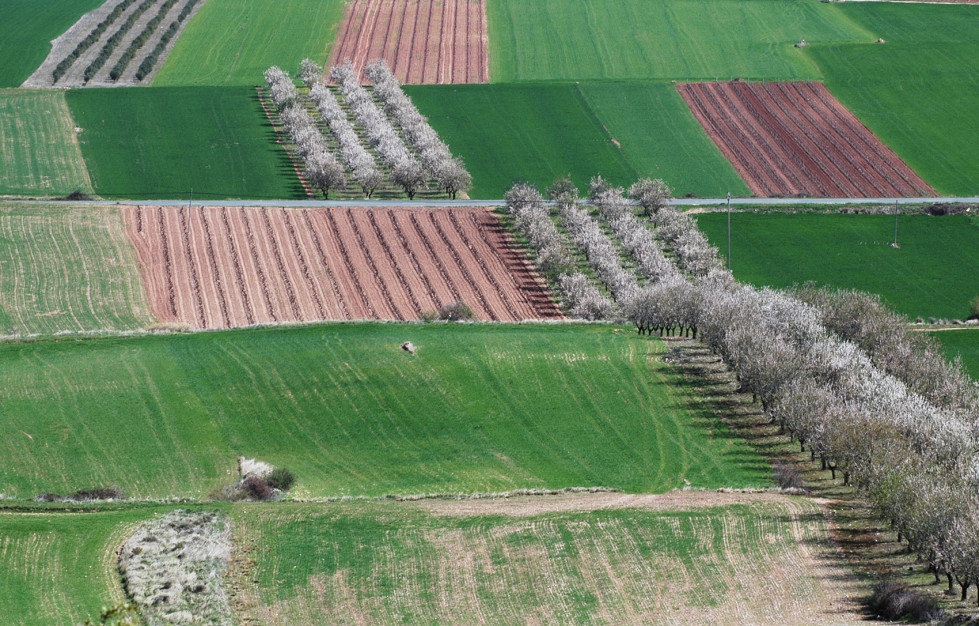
14 196 979 208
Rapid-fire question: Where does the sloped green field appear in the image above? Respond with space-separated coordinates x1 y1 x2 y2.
0 90 91 196
0 324 769 499
406 83 637 197
696 212 979 320
0 507 157 626
153 0 344 86
0 204 153 336
488 0 872 82
0 0 103 87
66 87 304 200
810 3 979 196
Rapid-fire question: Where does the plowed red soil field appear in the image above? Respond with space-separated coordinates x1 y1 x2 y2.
327 0 489 84
677 81 935 198
122 206 560 328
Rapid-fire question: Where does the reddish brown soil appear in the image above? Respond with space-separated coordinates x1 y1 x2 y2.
122 206 561 328
677 81 935 198
328 0 489 84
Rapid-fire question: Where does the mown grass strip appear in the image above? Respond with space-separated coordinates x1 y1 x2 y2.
0 90 92 196
0 203 153 335
696 212 979 320
0 323 770 499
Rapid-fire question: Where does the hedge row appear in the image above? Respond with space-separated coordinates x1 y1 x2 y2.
52 0 139 83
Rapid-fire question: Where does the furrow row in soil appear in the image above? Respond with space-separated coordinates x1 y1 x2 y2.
122 206 562 328
677 81 935 198
328 0 489 84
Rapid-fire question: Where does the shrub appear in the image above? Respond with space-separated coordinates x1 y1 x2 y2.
266 467 296 492
867 580 943 622
33 486 125 502
243 475 273 501
969 295 979 320
438 302 474 321
772 460 803 490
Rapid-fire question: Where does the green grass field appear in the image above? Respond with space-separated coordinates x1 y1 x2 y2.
153 0 344 86
487 0 871 82
408 82 750 198
0 90 91 196
0 507 159 626
0 323 769 499
232 497 855 624
406 83 637 197
933 329 979 381
0 0 103 87
66 87 304 200
577 83 750 197
0 204 153 336
696 213 979 320
809 3 979 196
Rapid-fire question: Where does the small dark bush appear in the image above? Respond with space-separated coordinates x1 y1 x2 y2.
33 486 124 502
70 487 125 501
773 460 803 490
925 203 967 216
243 475 273 501
266 467 296 492
969 295 979 320
57 190 94 201
438 301 474 321
868 580 943 622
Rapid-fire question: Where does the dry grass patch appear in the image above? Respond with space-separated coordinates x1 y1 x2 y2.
230 495 865 625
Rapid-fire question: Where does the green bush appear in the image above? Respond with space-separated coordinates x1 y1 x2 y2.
970 295 979 320
437 302 475 321
267 467 296 492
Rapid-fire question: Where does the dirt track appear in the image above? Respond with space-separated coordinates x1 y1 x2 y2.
122 205 560 328
328 0 489 84
678 81 935 198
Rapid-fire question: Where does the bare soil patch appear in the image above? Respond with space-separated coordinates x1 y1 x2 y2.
328 0 489 84
122 205 561 328
677 81 935 198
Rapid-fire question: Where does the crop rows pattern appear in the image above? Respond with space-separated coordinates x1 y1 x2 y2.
122 205 561 328
25 0 206 87
677 81 935 198
328 0 489 84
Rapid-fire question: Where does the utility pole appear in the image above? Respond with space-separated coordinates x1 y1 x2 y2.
727 192 732 269
892 201 900 248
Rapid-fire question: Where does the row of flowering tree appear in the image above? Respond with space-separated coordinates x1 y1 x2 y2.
506 177 979 599
264 66 345 198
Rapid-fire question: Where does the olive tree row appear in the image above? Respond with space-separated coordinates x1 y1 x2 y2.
330 62 426 199
503 183 614 319
365 61 472 199
264 66 345 198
